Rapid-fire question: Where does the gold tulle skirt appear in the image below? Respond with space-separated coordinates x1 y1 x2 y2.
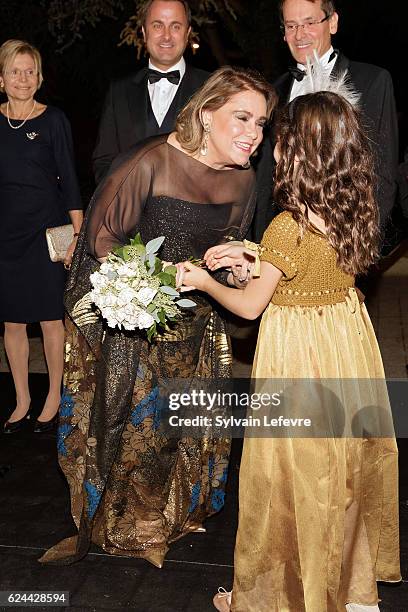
232 292 400 612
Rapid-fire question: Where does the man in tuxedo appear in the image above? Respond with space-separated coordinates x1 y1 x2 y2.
93 0 209 184
253 0 399 241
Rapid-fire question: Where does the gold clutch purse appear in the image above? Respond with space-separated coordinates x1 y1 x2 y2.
46 224 74 262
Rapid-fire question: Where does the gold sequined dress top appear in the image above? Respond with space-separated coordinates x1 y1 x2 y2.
40 135 256 566
231 212 400 611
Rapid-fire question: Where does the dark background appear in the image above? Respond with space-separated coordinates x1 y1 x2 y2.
0 0 407 200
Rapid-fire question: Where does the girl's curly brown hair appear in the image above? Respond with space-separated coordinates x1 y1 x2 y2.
274 91 380 276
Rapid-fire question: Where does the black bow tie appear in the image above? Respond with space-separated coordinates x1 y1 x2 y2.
147 69 181 85
288 50 337 82
289 66 306 82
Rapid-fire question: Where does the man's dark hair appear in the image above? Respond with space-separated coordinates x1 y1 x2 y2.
278 0 336 21
141 0 192 27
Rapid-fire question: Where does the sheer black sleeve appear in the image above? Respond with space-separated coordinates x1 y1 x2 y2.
87 145 154 258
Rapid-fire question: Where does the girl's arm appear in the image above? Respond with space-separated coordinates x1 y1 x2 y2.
179 261 283 320
205 243 256 274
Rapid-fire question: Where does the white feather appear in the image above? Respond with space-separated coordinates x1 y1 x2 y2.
303 51 361 108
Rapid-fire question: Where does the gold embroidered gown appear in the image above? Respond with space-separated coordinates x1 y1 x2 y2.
231 212 400 611
40 135 256 566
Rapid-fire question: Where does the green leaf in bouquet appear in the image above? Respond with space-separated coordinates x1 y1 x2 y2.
151 310 160 323
160 286 180 297
159 267 177 287
157 272 173 286
176 299 197 308
121 245 135 262
129 244 146 257
147 322 157 343
147 252 156 269
154 257 162 275
146 236 165 255
158 309 166 325
112 246 126 260
131 233 144 247
146 303 156 314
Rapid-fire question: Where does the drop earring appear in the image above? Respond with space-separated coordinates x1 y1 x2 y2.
200 123 211 156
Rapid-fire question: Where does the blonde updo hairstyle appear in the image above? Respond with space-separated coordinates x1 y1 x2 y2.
0 39 43 93
175 66 277 155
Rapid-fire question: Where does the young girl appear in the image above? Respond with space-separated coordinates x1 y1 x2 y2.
178 91 400 611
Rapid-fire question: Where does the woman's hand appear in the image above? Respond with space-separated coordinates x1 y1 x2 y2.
229 265 251 288
63 237 78 269
176 261 211 292
204 244 256 278
66 209 84 268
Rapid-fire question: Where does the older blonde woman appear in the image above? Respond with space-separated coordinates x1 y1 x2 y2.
0 40 83 433
40 66 276 567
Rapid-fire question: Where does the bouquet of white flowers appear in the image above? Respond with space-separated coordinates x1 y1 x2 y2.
89 234 196 341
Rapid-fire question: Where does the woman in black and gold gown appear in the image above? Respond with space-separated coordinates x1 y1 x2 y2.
40 67 276 567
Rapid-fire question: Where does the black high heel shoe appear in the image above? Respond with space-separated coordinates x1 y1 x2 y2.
33 414 58 433
3 406 32 434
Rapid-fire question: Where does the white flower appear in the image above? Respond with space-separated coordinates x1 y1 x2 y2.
116 287 137 306
122 320 136 330
99 262 111 274
102 306 116 319
114 308 127 324
89 234 186 339
90 271 108 290
124 304 143 327
123 303 140 316
136 287 157 307
116 264 136 278
102 294 118 307
114 278 129 292
89 289 100 301
128 260 141 272
94 293 115 308
137 312 155 329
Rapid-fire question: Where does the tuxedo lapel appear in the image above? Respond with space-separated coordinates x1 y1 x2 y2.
175 65 199 102
126 68 150 144
331 52 350 80
160 92 179 133
280 75 293 106
274 73 293 107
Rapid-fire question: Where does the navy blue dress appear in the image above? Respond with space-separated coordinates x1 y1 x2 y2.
0 105 82 322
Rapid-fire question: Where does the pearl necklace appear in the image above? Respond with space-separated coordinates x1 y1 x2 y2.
6 100 36 129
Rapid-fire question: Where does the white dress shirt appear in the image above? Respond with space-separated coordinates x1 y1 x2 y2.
289 46 337 101
148 57 186 126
